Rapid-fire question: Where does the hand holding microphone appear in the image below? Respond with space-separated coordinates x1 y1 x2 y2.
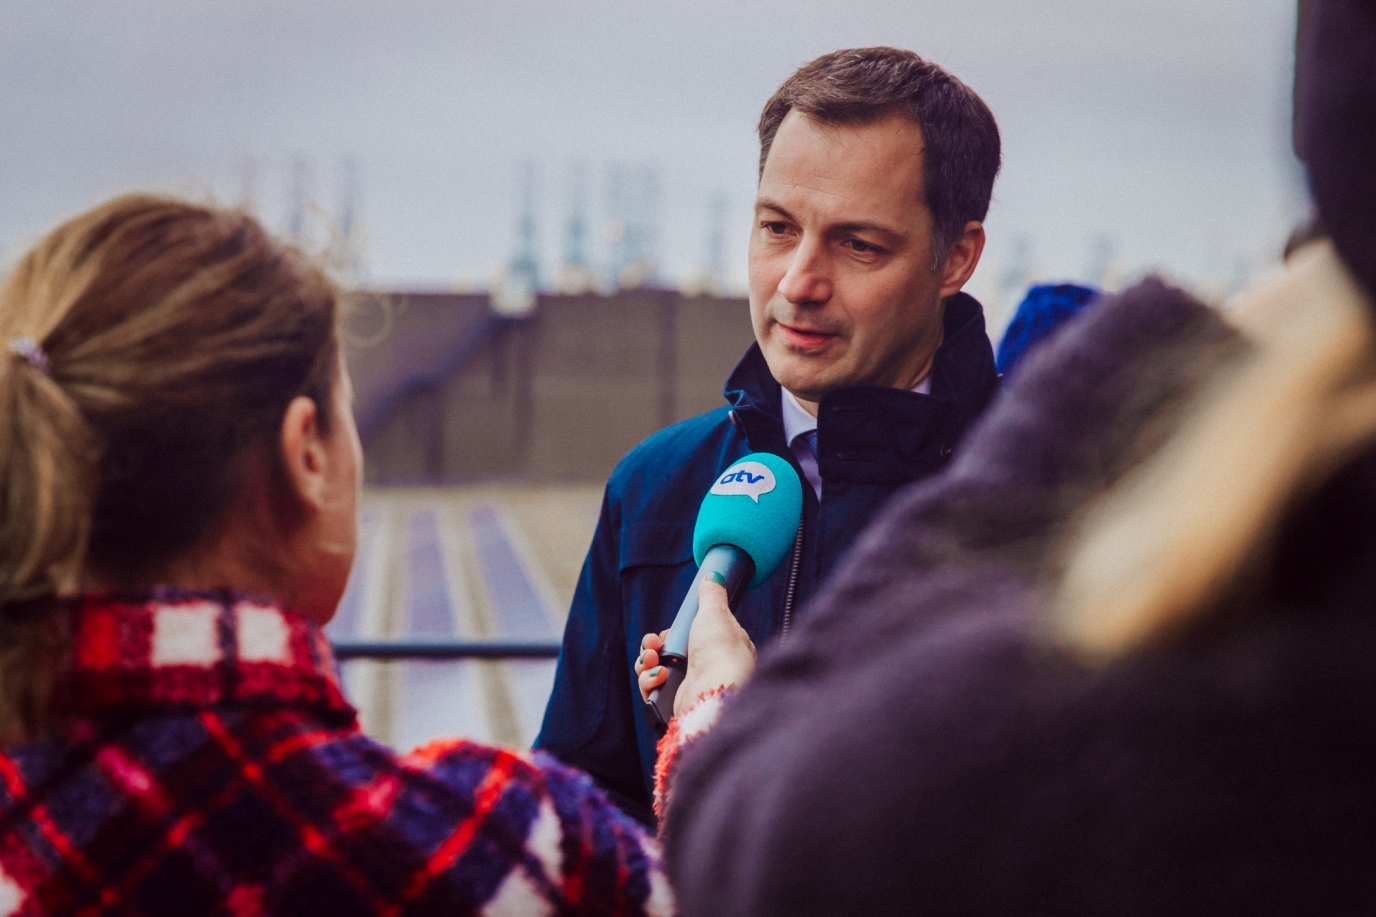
642 453 802 733
637 576 757 714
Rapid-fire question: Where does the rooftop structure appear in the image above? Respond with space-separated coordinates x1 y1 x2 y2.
347 288 756 484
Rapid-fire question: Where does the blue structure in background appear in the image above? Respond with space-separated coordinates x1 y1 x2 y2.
996 283 1100 378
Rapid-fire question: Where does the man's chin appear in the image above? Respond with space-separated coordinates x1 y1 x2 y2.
762 353 840 403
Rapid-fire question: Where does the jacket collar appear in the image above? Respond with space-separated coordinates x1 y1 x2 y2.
723 292 999 480
64 588 356 726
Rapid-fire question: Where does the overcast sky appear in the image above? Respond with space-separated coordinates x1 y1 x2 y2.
2 0 1301 325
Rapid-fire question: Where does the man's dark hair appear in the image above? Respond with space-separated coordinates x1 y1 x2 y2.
758 47 1001 268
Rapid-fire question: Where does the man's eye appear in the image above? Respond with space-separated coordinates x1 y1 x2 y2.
762 222 790 235
845 238 879 254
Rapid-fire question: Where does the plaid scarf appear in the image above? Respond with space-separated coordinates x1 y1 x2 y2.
0 588 672 916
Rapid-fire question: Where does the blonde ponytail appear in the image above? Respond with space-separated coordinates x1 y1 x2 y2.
0 194 339 741
0 276 99 740
1055 241 1376 659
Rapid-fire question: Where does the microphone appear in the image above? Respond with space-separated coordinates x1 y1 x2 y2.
645 452 803 734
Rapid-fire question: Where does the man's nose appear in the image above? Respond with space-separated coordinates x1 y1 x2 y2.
777 237 832 306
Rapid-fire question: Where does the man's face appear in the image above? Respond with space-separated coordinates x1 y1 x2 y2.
749 110 967 407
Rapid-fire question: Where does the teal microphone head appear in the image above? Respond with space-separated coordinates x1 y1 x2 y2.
693 452 803 588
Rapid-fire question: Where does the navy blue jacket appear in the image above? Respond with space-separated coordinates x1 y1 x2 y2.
535 293 1000 824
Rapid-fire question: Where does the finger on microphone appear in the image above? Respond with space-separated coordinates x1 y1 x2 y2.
635 646 660 676
689 573 751 658
639 665 667 703
698 573 730 612
677 572 757 715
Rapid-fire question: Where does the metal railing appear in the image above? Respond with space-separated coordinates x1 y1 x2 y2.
331 640 561 661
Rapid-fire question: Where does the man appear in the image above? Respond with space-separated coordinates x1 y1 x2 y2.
536 47 1002 825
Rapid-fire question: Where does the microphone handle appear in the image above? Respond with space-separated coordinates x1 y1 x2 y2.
645 544 753 735
647 652 688 736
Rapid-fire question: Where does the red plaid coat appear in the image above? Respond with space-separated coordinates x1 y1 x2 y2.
0 589 674 916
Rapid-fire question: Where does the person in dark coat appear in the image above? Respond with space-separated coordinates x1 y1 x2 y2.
536 47 1003 825
661 0 1376 912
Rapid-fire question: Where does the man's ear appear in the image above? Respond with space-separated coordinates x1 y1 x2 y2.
938 220 987 300
279 395 329 511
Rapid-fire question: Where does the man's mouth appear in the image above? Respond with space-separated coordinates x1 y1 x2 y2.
776 322 839 350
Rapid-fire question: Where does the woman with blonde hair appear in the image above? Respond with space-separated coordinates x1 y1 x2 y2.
664 1 1376 913
0 193 757 914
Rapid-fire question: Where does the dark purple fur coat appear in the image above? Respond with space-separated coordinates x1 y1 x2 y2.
664 279 1376 915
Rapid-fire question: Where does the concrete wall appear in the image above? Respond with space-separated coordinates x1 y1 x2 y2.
350 290 756 484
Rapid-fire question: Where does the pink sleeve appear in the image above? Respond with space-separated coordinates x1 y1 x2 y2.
653 686 734 821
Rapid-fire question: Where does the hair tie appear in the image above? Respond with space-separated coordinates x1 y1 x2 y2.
8 336 50 376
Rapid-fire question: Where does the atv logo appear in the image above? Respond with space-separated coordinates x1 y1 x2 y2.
710 461 776 502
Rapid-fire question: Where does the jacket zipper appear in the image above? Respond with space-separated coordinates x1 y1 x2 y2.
780 519 804 640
